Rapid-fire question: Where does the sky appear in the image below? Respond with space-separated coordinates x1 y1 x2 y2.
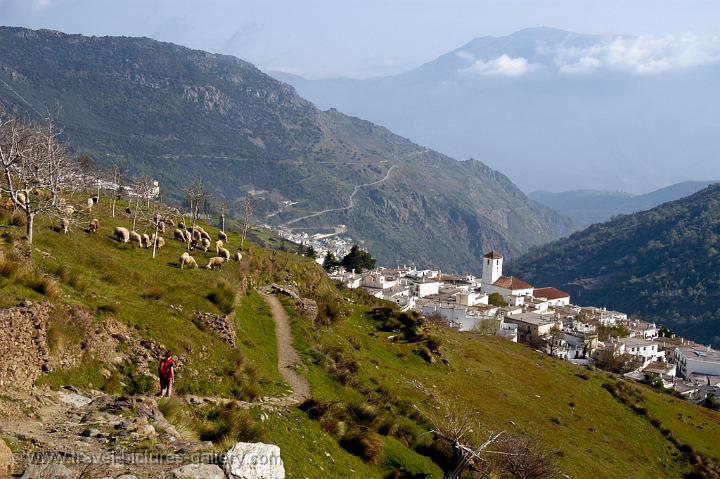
0 0 718 78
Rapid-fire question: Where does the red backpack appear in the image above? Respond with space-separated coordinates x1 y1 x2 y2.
159 358 173 379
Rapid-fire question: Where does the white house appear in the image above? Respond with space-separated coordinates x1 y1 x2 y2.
480 250 534 299
413 279 440 298
676 347 720 378
619 338 664 367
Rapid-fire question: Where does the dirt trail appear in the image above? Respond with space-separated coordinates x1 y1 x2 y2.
259 291 310 403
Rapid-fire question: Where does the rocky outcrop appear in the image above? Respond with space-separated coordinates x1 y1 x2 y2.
173 463 226 479
193 312 237 346
223 442 285 479
0 301 52 388
0 438 13 477
20 463 72 478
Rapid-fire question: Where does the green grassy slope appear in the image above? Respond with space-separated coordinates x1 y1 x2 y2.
1 199 719 478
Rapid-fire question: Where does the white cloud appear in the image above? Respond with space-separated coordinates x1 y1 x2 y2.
555 34 720 75
461 53 537 77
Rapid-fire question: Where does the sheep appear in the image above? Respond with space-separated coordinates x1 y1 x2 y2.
166 218 175 227
180 251 198 269
234 251 242 262
89 218 99 233
86 197 95 210
218 247 230 261
174 228 185 241
215 239 224 253
150 235 165 249
114 226 130 243
202 237 211 252
200 230 211 241
64 205 75 216
158 221 166 234
178 221 186 229
141 233 151 249
125 207 132 216
129 230 142 247
59 217 69 235
218 231 228 242
192 229 202 241
16 192 26 206
206 256 225 270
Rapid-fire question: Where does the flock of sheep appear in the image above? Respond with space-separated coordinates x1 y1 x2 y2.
111 219 241 271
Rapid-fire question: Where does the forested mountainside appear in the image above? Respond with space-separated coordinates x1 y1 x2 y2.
510 184 720 347
0 26 570 272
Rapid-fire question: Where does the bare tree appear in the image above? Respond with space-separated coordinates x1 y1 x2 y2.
217 200 228 233
239 196 253 247
107 161 125 218
131 175 155 231
0 114 78 245
489 435 560 479
183 180 207 251
0 113 34 212
411 381 506 479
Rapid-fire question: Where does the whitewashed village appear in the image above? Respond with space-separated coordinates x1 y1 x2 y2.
286 232 720 408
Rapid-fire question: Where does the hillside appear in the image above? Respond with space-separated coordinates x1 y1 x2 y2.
530 181 717 230
0 26 571 272
274 27 720 193
0 195 719 478
510 183 720 348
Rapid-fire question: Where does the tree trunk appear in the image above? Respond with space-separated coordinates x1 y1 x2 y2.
112 196 116 218
26 212 34 244
221 214 225 233
152 221 159 259
444 446 471 479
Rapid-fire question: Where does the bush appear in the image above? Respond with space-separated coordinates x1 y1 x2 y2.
200 403 266 445
9 211 26 226
207 282 236 314
98 302 121 315
339 428 384 464
142 286 165 301
0 260 19 278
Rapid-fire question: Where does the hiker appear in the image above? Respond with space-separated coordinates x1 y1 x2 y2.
158 351 175 397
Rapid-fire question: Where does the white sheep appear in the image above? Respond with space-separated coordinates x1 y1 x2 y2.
114 226 130 243
59 217 69 235
180 251 198 269
151 235 166 249
129 230 143 247
218 247 230 261
166 218 175 227
86 197 94 210
218 231 228 242
201 230 211 241
141 233 151 249
174 228 185 241
158 221 166 233
215 239 224 253
234 251 242 262
206 256 225 270
16 192 26 206
202 237 211 252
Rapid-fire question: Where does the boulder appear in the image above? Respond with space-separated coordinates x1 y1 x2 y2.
20 464 73 479
0 439 13 476
173 463 226 479
223 442 284 479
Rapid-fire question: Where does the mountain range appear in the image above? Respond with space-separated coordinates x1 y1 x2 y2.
530 180 717 230
273 27 720 194
0 26 570 272
510 183 720 347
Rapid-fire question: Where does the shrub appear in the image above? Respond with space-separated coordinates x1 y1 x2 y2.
415 345 433 363
339 428 384 464
98 302 121 315
207 282 235 314
142 286 165 301
0 260 19 278
200 403 266 445
22 273 59 298
9 211 26 226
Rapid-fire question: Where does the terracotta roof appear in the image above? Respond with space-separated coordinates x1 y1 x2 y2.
533 287 570 300
492 276 533 290
483 250 504 259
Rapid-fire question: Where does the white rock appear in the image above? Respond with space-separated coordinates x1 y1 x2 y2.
173 463 225 479
21 464 73 478
223 442 285 479
57 391 92 408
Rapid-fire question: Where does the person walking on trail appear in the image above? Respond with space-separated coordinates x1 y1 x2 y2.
158 351 175 397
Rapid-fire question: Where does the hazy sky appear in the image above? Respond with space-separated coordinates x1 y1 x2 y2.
1 0 718 78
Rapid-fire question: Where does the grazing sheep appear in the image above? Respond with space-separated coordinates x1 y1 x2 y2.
174 228 185 241
178 221 186 229
157 221 166 234
166 218 175 227
190 239 198 250
129 230 142 247
59 217 69 235
150 235 165 249
141 233 151 248
180 252 198 269
192 229 202 241
218 231 228 242
218 247 230 261
114 226 130 243
215 240 224 253
89 218 99 233
234 251 242 262
206 256 225 270
202 237 211 252
86 197 95 210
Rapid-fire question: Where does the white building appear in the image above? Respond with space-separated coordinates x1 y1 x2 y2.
676 347 720 378
619 338 664 367
481 250 504 286
533 287 571 307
